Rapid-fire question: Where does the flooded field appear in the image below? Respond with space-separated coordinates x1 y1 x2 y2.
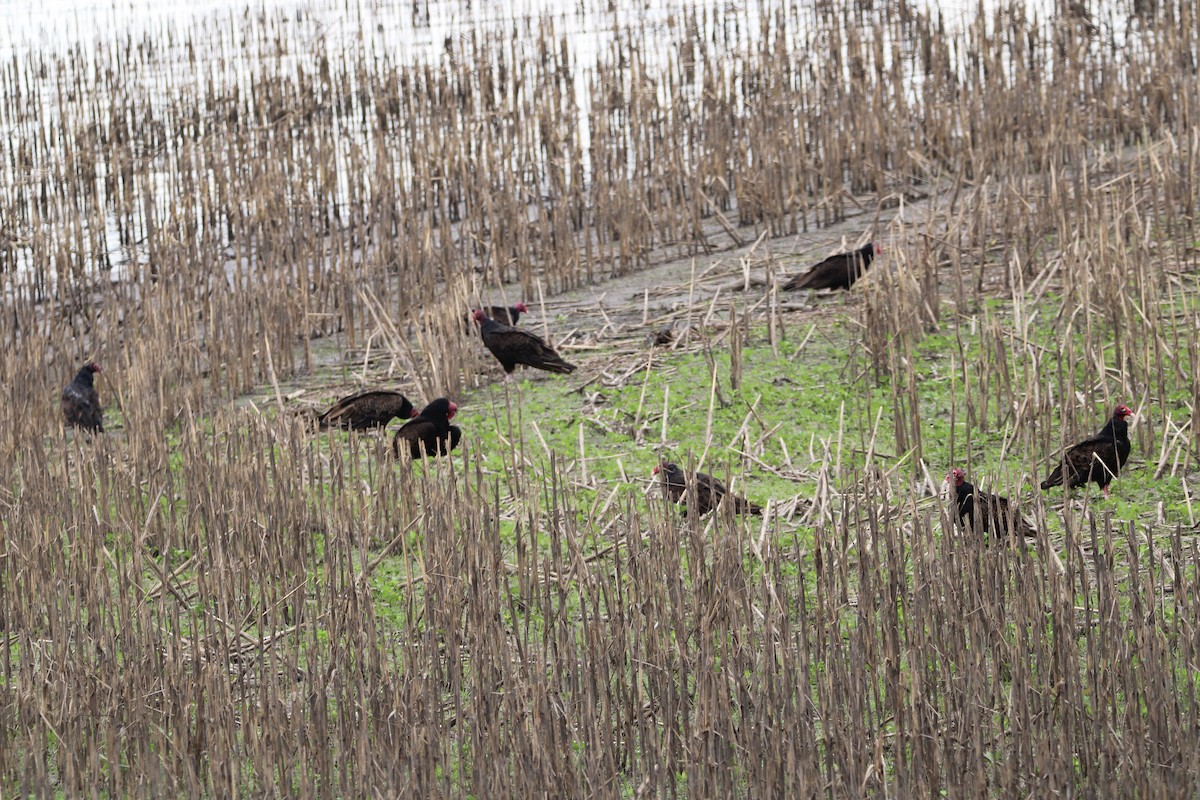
1 0 1199 795
3 0 1122 290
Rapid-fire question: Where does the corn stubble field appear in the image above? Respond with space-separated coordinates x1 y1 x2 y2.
2 0 1200 795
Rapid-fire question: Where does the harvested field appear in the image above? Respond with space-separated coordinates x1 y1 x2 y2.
2 0 1200 795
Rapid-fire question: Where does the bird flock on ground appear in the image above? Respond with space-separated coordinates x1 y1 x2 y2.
60 242 1134 536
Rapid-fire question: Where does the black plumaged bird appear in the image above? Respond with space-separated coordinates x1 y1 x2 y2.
947 468 1035 540
462 302 529 330
483 302 529 326
653 462 762 516
62 362 104 433
473 309 576 377
392 398 461 459
782 242 882 291
317 390 417 431
1040 404 1134 497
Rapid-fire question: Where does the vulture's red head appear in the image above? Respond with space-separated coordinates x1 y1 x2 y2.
86 362 102 374
408 407 420 418
652 464 661 476
871 243 884 255
1114 404 1133 421
946 467 965 486
419 398 457 421
514 302 529 312
472 309 487 323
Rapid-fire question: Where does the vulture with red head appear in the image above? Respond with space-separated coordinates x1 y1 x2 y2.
473 309 576 377
1041 404 1133 497
462 302 528 331
393 398 461 459
947 468 1035 540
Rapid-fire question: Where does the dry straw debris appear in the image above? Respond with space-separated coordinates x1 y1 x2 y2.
1 0 1199 795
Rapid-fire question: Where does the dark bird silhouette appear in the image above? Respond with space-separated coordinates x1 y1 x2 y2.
62 362 104 433
653 462 762 516
782 242 882 291
393 398 461 459
648 327 674 347
473 309 577 377
1041 404 1134 497
947 468 1035 540
462 302 528 331
317 390 417 431
483 302 529 325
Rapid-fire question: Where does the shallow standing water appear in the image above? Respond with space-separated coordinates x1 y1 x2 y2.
0 0 1126 289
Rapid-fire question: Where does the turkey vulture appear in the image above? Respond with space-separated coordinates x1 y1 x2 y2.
653 462 762 516
946 468 1035 540
62 362 103 433
484 302 529 325
392 398 461 459
473 309 577 376
317 390 417 430
1041 404 1133 497
782 242 882 291
462 302 528 330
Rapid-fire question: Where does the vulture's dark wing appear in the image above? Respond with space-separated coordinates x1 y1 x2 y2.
693 470 762 515
62 383 103 433
691 471 727 515
482 323 576 374
440 425 463 455
393 417 443 459
1042 409 1132 492
956 478 1032 539
783 246 874 292
981 492 1036 539
486 305 517 325
955 485 977 529
964 489 1035 539
1067 436 1125 487
1043 436 1123 490
319 391 413 430
658 466 688 505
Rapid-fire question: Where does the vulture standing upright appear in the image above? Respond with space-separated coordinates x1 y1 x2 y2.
653 462 762 516
317 390 417 430
1041 404 1134 497
393 398 461 459
473 309 577 377
947 468 1035 540
783 242 882 291
62 362 104 433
